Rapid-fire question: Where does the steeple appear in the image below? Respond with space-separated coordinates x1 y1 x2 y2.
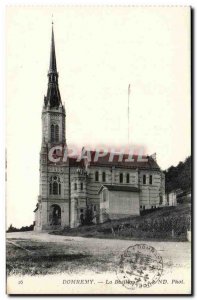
44 22 62 108
49 23 57 73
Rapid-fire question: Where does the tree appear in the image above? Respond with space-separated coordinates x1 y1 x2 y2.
164 156 191 193
7 224 18 232
6 223 34 232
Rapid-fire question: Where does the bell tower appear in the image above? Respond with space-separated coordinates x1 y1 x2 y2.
34 23 70 231
42 22 66 147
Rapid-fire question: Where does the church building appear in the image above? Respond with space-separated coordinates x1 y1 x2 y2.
34 25 165 231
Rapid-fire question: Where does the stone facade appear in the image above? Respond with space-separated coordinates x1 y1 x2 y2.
35 153 165 230
34 25 165 231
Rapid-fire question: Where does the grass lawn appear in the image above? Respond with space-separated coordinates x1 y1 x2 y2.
6 238 116 276
51 203 191 241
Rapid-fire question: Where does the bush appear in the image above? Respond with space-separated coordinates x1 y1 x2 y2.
7 224 34 233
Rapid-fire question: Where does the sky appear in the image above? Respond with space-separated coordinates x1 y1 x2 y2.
6 7 191 228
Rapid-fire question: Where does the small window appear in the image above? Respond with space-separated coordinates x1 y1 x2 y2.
74 183 77 190
95 171 99 182
94 205 96 212
102 172 106 182
80 209 83 213
119 173 123 183
103 189 107 202
149 175 152 185
81 182 83 190
126 173 130 184
143 175 146 184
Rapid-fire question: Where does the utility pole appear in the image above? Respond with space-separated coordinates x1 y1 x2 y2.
128 83 131 147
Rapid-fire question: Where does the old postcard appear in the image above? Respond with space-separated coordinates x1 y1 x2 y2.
6 6 191 295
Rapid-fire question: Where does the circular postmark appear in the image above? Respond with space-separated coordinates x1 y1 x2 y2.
116 244 163 290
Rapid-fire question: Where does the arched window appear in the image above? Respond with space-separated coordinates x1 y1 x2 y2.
55 125 59 142
51 124 59 142
95 171 99 182
126 173 130 184
51 124 55 142
49 176 61 195
53 181 58 195
102 172 106 182
119 173 123 183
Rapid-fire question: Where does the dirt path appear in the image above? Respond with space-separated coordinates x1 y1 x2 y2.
6 231 191 294
7 231 191 268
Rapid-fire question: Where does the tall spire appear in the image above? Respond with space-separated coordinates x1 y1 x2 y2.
44 22 62 108
49 22 57 73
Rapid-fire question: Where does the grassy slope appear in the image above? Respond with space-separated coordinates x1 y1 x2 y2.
51 203 191 241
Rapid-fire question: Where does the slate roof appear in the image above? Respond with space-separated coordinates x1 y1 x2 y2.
69 157 84 167
47 149 160 171
44 24 62 108
98 184 140 194
68 150 160 170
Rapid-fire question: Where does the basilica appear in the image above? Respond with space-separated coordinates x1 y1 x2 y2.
34 25 165 231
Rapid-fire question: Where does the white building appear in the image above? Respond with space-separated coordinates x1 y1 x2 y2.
34 25 165 231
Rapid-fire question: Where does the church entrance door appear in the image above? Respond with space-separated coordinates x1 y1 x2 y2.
50 204 61 226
